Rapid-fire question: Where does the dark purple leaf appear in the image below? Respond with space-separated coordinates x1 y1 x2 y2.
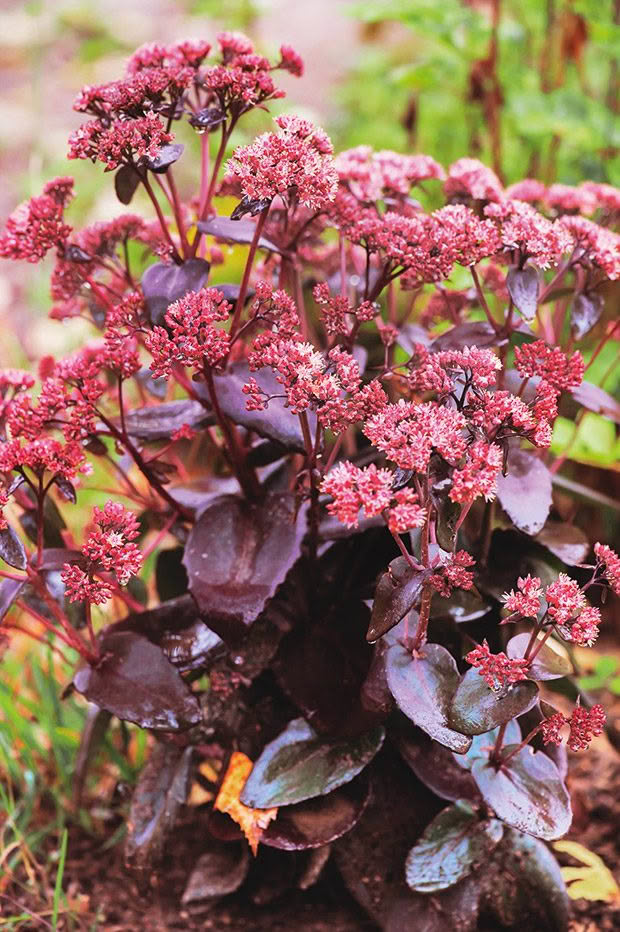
431 588 491 623
483 827 570 931
134 367 167 399
118 399 211 442
198 216 282 253
239 718 384 808
453 721 521 771
405 802 503 893
0 577 24 621
72 630 201 731
319 512 383 541
386 643 472 752
449 668 538 735
572 380 620 425
213 283 255 305
158 620 223 672
181 843 249 903
141 258 211 327
497 448 552 535
246 439 288 468
188 107 226 132
114 164 140 205
431 321 505 351
53 476 76 504
507 266 540 321
19 495 66 549
206 363 309 453
84 435 108 456
534 521 590 565
367 557 427 642
229 196 272 221
506 633 572 680
63 244 93 263
73 706 112 804
144 143 184 173
472 746 571 839
394 724 480 802
7 474 25 495
0 526 26 570
125 742 193 877
155 547 188 602
571 292 604 341
183 492 306 642
360 641 394 719
36 548 83 570
262 777 371 850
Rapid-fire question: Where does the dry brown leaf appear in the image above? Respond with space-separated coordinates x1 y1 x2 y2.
214 751 278 855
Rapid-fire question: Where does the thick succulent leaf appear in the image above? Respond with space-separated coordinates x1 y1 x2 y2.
431 588 491 623
507 266 540 320
0 526 27 570
114 164 140 205
534 521 590 565
141 258 210 327
431 321 505 351
483 828 570 931
183 492 306 642
262 777 371 850
454 720 521 771
125 743 193 877
472 746 572 840
209 363 309 452
449 668 538 735
53 476 77 504
72 630 201 731
497 448 552 535
0 577 24 621
405 802 503 893
181 844 249 904
507 633 573 680
197 216 282 254
571 292 603 341
394 723 480 802
118 399 211 442
239 718 384 808
572 380 620 425
387 643 472 752
367 557 427 642
37 548 83 570
144 142 184 173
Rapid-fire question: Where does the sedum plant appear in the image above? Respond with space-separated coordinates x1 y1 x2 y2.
0 30 618 929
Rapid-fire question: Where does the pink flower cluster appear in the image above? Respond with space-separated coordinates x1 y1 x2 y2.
428 550 476 597
68 112 173 170
444 158 503 202
0 178 73 263
406 343 501 395
312 283 377 336
364 400 467 473
561 215 620 280
450 440 503 505
514 340 585 391
61 502 142 605
594 542 620 597
541 704 606 752
0 436 89 482
321 462 426 533
228 115 338 211
334 145 444 202
503 571 602 646
146 288 232 378
502 574 543 618
465 640 530 690
484 199 572 269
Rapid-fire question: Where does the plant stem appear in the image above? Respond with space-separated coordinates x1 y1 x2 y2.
139 172 182 263
230 208 268 339
471 266 500 333
204 368 259 500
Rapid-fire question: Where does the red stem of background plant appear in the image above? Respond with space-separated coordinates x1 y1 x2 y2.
230 208 268 339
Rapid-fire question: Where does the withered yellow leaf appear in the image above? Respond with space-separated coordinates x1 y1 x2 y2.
215 751 278 855
553 841 620 903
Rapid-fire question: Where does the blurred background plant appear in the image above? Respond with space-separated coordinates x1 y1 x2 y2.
0 1 617 926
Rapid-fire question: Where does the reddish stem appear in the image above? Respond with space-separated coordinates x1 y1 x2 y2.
230 209 269 339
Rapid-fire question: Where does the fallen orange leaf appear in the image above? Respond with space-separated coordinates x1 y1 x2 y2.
214 751 278 855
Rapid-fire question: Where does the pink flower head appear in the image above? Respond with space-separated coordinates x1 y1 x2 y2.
429 550 475 598
0 436 89 482
68 112 173 170
0 181 73 263
580 182 620 214
545 573 586 626
407 344 501 395
386 488 427 534
485 199 572 269
541 711 566 746
146 288 231 378
227 115 337 211
449 440 503 504
567 703 606 751
334 146 444 202
514 340 585 392
465 640 530 690
433 204 501 266
559 604 601 647
504 179 547 203
354 212 455 285
364 400 467 473
172 423 197 442
279 44 304 77
444 158 503 202
502 575 543 618
546 183 597 215
594 542 620 597
561 215 620 280
321 462 426 532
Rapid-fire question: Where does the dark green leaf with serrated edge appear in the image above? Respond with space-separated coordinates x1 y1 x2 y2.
472 745 571 840
507 633 573 680
239 718 384 808
405 802 503 893
449 668 538 735
387 643 472 752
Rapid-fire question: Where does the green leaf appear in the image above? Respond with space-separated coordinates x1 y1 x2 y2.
449 669 538 735
240 718 384 809
387 643 472 752
472 746 572 840
405 802 503 893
